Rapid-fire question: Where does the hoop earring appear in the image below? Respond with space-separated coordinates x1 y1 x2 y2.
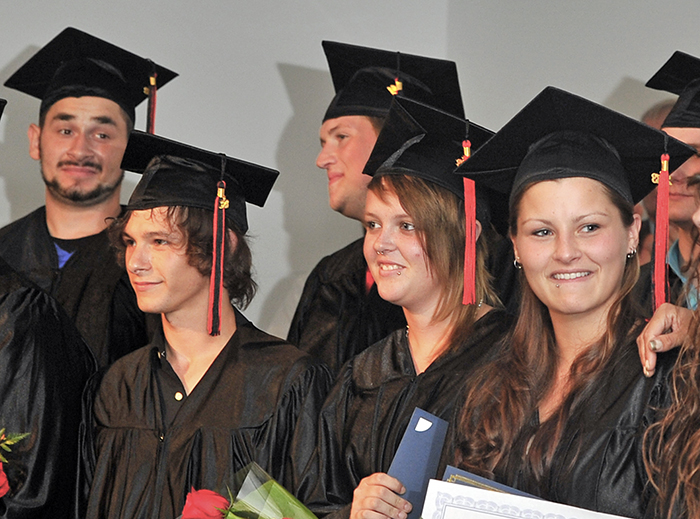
513 258 522 270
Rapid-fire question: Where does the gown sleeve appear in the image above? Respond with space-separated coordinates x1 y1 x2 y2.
297 361 359 517
272 359 333 495
0 276 96 518
74 369 107 519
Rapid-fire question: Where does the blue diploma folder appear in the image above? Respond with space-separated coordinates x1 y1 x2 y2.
388 408 448 519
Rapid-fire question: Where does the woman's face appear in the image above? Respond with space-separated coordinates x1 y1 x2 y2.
512 177 640 324
363 188 442 316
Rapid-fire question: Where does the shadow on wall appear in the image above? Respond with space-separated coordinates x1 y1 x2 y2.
255 63 363 336
0 45 46 226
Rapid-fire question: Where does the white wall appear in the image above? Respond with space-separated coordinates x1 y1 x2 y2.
448 0 699 130
0 1 697 335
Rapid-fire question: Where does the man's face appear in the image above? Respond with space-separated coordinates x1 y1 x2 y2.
28 96 130 206
122 208 210 322
663 126 700 228
316 115 379 221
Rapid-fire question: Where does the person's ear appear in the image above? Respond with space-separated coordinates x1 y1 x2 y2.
28 124 41 161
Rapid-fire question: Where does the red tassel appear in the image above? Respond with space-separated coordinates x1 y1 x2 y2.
146 69 157 134
208 181 228 336
653 153 670 310
365 268 375 295
463 176 476 305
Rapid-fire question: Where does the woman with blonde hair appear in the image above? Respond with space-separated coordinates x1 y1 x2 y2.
298 97 512 519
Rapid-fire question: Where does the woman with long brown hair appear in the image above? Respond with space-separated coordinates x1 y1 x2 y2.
298 98 512 519
644 309 700 519
642 187 700 519
452 86 695 518
634 50 700 519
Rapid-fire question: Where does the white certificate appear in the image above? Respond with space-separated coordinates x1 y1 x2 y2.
421 479 632 519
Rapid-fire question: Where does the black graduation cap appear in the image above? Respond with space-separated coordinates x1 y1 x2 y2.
456 86 697 311
322 41 464 121
120 130 279 336
455 86 695 209
646 51 700 129
0 99 5 120
362 96 498 304
121 130 279 234
4 27 177 126
363 97 494 207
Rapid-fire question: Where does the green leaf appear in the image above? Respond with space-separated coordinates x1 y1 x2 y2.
4 432 30 445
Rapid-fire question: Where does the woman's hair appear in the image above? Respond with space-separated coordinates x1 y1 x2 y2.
644 312 700 519
454 179 641 488
367 174 499 352
110 205 256 309
644 173 700 519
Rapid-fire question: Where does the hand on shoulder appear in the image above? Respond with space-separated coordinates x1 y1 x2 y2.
637 303 693 377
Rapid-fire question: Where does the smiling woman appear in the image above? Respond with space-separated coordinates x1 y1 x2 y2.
512 176 639 333
451 87 697 518
298 97 513 519
363 181 445 321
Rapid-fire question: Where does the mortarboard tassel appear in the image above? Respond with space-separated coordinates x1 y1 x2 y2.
387 51 403 96
208 155 229 336
653 152 671 310
460 139 476 305
146 60 158 134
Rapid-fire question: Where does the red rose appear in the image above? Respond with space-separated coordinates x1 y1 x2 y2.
0 462 9 498
182 487 230 519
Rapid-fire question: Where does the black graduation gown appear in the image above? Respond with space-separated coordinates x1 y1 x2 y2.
492 342 675 519
0 258 96 518
299 309 511 519
82 312 332 519
0 206 150 367
631 261 684 315
287 238 407 376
